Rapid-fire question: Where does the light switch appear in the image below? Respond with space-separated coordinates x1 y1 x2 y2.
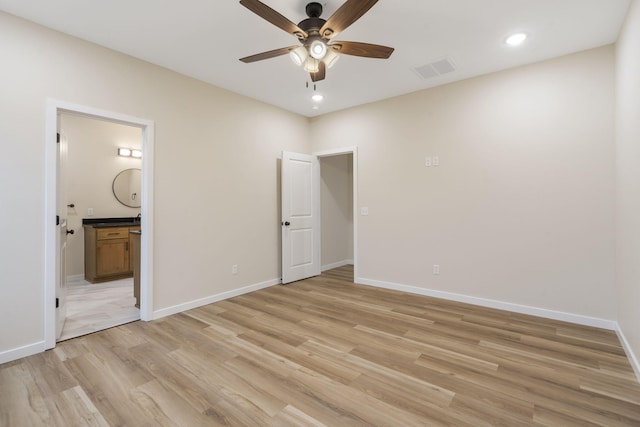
361 207 369 216
433 156 440 166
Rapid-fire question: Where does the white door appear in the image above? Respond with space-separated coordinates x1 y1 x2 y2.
55 130 69 339
281 151 321 284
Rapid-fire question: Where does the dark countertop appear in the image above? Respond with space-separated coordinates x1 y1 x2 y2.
83 217 141 228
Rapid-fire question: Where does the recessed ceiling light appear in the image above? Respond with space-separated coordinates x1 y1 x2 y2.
312 93 324 102
506 33 527 46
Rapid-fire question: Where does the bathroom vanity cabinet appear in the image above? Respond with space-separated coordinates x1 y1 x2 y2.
84 220 141 283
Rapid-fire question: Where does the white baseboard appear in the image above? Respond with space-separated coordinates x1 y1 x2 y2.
322 259 354 272
67 274 84 283
152 278 280 320
356 276 617 331
616 324 640 383
0 340 46 365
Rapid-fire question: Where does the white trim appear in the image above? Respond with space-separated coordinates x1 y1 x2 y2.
152 278 280 320
66 274 85 283
139 123 154 322
356 276 617 330
313 146 358 280
44 100 58 350
45 99 155 351
314 146 358 157
616 324 640 382
0 341 46 365
322 259 354 272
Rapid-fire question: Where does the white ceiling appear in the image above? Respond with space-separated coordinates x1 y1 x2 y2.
0 0 631 117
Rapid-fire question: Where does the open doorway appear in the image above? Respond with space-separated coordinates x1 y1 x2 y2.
58 114 142 340
317 147 358 281
44 99 154 350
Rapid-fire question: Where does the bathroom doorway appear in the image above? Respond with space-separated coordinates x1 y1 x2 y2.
59 114 142 340
44 100 154 349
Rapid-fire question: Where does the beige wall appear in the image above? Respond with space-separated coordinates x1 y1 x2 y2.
311 46 616 321
62 114 143 277
0 11 309 356
320 154 353 269
615 0 640 373
1 7 634 368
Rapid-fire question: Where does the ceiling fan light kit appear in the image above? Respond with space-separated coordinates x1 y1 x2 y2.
239 0 394 82
289 46 308 66
309 39 328 59
323 49 340 69
304 57 320 73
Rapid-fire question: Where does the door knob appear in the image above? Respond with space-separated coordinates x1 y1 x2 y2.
282 221 290 226
66 229 75 235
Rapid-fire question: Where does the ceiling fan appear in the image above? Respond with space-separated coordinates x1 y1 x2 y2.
239 0 394 82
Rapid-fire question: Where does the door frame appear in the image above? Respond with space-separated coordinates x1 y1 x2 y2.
44 99 155 349
313 146 358 280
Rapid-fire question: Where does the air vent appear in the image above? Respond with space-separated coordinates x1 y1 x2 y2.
413 57 456 80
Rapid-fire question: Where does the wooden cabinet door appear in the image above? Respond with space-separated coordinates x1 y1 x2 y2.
96 239 129 276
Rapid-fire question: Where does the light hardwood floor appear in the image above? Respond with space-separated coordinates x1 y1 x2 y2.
2 266 639 426
60 277 140 341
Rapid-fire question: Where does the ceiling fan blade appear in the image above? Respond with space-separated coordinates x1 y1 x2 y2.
239 0 308 39
330 41 394 59
310 61 326 82
320 0 379 39
239 46 298 63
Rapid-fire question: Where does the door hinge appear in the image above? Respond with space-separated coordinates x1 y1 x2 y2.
55 298 59 308
56 133 60 143
56 215 60 226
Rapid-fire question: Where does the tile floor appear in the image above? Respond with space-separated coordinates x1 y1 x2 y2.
59 277 140 341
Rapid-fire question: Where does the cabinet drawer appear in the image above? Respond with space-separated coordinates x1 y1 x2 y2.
97 227 130 240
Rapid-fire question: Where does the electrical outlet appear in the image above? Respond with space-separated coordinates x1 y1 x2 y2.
232 264 238 275
361 207 369 216
425 156 432 167
87 208 94 216
433 264 440 275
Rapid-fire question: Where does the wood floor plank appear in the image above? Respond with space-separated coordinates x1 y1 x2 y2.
2 265 640 426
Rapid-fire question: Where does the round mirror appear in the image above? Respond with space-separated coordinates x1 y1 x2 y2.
112 168 141 208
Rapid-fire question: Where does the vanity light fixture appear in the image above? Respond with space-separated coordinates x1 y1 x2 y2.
312 93 324 102
118 147 142 159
